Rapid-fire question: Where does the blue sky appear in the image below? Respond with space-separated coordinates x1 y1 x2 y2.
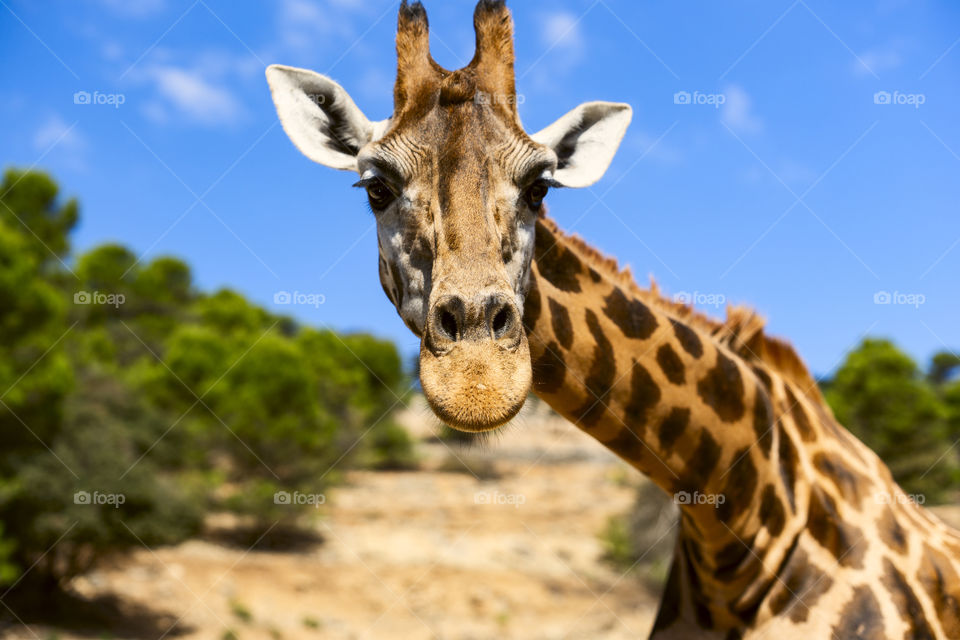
2 0 959 376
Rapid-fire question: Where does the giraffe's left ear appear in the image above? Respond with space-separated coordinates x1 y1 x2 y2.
531 102 632 188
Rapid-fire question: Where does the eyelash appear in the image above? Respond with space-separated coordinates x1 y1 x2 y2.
354 176 397 212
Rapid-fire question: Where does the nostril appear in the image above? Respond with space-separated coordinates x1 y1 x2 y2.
439 309 459 341
492 307 510 339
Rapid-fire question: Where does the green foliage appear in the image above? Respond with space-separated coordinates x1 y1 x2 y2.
824 339 960 503
0 168 78 266
0 169 413 590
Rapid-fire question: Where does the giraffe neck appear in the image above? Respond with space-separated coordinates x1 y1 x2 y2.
521 217 960 635
522 217 801 618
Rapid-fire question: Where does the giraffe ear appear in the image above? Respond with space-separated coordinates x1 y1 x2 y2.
266 64 389 172
530 101 632 188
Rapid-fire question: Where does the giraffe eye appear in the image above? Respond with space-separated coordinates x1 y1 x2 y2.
366 179 396 212
524 180 549 209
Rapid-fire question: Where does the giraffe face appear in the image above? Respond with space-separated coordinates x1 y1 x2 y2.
355 94 553 431
267 0 631 431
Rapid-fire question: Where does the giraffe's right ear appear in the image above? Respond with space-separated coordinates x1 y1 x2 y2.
531 101 632 188
266 65 389 172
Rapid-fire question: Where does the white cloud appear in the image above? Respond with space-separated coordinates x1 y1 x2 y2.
852 47 902 76
101 41 124 62
721 85 763 134
277 0 358 56
34 114 86 152
541 11 585 56
143 65 245 126
626 130 683 166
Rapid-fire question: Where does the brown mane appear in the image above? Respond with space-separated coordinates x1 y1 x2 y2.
538 215 827 406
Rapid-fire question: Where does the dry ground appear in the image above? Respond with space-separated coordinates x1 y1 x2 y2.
1 398 661 640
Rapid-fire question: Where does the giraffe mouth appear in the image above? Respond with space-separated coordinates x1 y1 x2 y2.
419 338 532 432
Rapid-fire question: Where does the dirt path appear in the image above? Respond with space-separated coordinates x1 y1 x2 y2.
4 400 660 640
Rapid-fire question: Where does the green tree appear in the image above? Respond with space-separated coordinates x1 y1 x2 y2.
825 339 959 502
0 168 77 268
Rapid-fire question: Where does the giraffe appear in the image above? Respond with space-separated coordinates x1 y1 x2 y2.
265 1 960 637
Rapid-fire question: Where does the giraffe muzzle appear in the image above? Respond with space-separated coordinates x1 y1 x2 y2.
419 292 531 432
426 292 522 351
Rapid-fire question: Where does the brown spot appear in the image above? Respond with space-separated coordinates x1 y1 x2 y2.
753 389 773 458
813 452 866 508
588 267 602 283
918 545 960 638
571 310 615 428
778 426 798 512
877 506 908 555
882 558 936 639
658 407 690 450
697 351 746 423
751 365 773 391
603 426 644 464
759 484 785 536
624 360 661 433
717 447 757 524
677 430 721 495
671 318 703 358
530 341 565 394
656 343 685 385
533 221 582 293
807 488 866 569
714 537 754 582
833 586 884 639
785 385 816 442
602 287 658 340
767 548 833 624
547 297 573 349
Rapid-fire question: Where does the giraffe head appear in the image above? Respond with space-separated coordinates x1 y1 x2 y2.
267 0 631 431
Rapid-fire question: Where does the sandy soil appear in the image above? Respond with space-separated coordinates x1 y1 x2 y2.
2 399 661 640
